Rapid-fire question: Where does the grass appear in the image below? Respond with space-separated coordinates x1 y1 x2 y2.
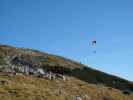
0 74 132 100
0 44 133 100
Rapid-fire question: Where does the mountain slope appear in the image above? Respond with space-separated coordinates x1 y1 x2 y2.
0 44 133 100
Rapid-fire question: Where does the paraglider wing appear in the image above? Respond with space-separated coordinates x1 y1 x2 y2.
92 40 96 47
90 39 97 53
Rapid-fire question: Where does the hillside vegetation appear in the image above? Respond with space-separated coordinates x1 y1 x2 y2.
0 44 133 100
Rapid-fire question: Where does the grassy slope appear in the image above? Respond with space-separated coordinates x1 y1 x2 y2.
0 44 133 100
0 74 133 100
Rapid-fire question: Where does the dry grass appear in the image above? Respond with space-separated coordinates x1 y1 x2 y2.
0 75 132 100
0 44 133 100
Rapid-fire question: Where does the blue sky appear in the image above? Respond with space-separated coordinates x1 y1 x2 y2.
0 0 133 81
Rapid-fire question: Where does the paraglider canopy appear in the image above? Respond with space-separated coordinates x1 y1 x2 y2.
92 40 96 47
90 39 97 53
